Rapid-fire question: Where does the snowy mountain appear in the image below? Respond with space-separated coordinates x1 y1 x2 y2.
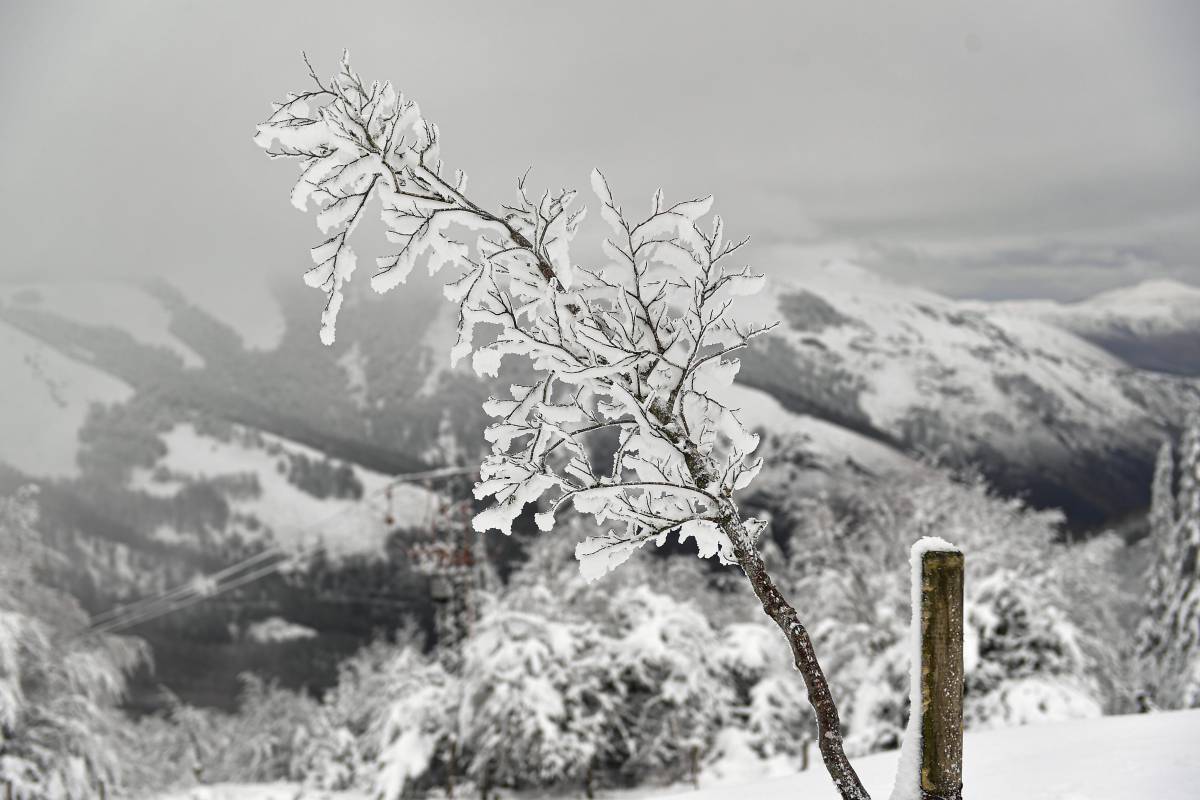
737 263 1198 526
981 278 1200 376
3 265 1196 544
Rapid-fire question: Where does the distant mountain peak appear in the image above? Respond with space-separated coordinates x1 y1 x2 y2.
1081 277 1200 311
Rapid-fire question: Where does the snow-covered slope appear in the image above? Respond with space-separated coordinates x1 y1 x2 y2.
132 422 440 555
0 319 133 476
989 279 1200 338
723 383 918 477
738 262 1199 524
983 279 1200 376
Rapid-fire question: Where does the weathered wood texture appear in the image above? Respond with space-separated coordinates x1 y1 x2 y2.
920 549 965 800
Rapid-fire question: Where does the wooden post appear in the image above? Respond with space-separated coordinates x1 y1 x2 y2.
919 549 964 800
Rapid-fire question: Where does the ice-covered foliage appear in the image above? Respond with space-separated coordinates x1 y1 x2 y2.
1137 414 1200 708
0 487 146 799
256 53 776 579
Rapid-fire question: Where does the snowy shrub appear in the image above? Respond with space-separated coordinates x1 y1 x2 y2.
963 570 1102 728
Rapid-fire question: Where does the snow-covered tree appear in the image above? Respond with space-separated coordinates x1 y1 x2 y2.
369 647 459 800
1179 417 1200 705
256 53 868 798
458 596 609 795
716 622 813 762
1138 415 1200 708
0 487 146 799
601 586 732 785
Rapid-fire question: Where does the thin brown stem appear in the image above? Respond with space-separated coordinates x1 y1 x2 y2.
728 524 871 800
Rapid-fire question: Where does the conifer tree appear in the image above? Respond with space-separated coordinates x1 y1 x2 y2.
1168 416 1200 705
1138 415 1200 708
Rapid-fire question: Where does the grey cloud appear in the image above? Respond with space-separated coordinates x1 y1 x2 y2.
857 239 1188 301
0 1 1196 303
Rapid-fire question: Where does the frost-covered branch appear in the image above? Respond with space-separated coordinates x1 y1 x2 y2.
255 53 773 576
257 53 866 799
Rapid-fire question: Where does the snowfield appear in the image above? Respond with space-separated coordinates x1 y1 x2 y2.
747 261 1140 436
672 709 1200 800
152 709 1200 799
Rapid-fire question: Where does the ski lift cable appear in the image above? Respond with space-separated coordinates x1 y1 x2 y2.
85 549 322 638
85 546 288 627
80 464 477 636
80 533 334 640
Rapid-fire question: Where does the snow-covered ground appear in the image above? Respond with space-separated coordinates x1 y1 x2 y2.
152 709 1200 800
154 785 367 800
0 319 133 476
132 422 440 554
674 709 1199 800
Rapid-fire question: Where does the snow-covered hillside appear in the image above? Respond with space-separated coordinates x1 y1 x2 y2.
738 262 1199 523
132 422 441 555
982 279 1200 376
3 267 1195 533
165 272 287 352
0 319 132 476
988 279 1200 339
723 383 918 477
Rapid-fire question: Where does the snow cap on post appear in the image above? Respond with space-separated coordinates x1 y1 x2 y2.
891 536 964 800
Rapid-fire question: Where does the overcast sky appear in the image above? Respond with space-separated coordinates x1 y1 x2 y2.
1 0 1197 301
